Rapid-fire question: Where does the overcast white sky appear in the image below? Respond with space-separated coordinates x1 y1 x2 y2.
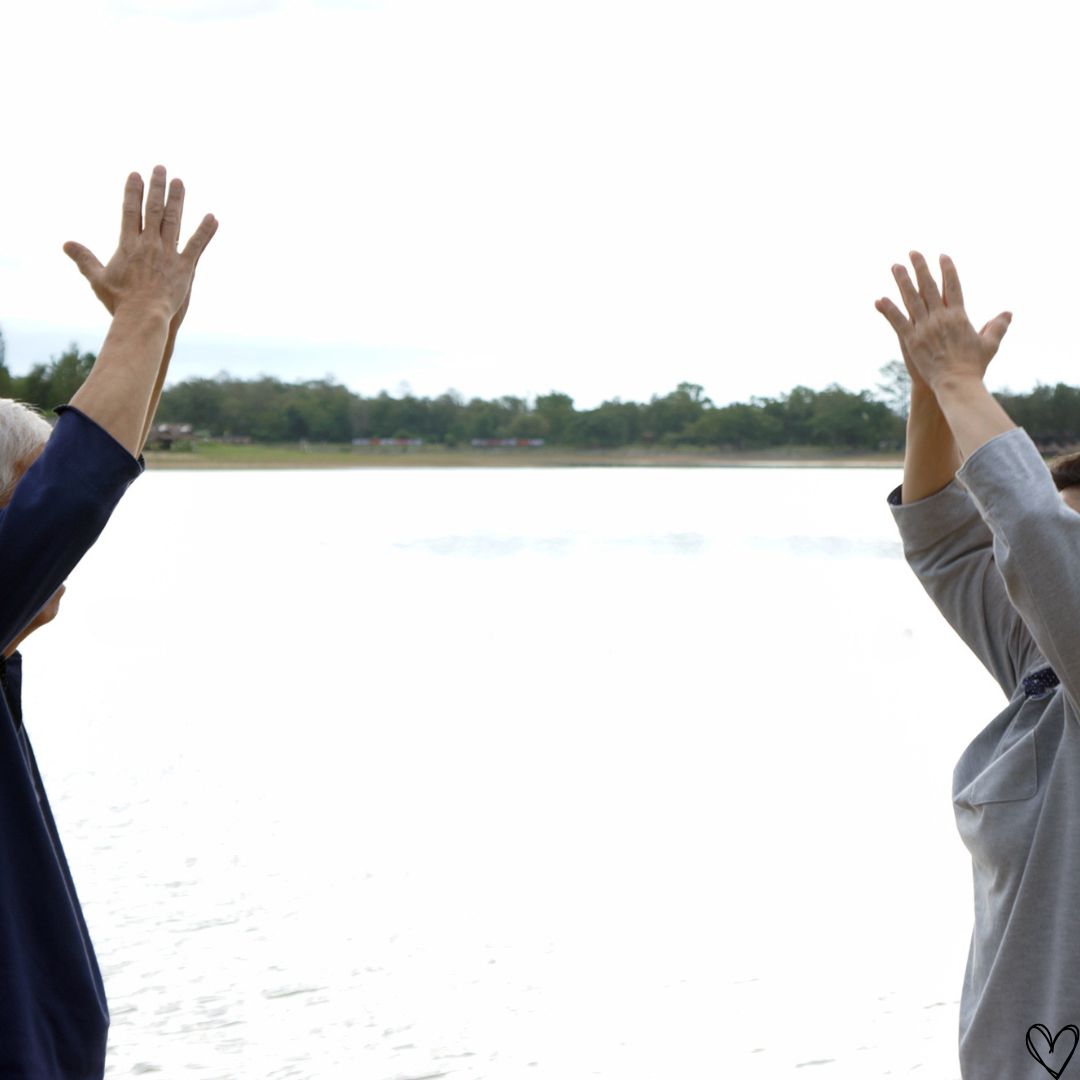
2 0 1078 409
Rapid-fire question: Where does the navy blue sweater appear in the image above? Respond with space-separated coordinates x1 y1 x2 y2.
0 407 141 1078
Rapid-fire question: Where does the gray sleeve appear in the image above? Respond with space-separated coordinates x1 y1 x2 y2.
956 426 1080 710
888 475 1039 698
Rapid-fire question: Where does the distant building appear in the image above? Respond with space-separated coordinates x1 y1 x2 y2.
144 423 196 450
352 437 424 447
470 438 546 448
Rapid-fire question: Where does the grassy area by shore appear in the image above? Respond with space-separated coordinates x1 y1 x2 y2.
143 441 906 470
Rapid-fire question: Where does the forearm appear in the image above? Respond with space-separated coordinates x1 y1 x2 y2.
933 374 1017 462
889 480 1037 696
137 327 177 454
68 304 172 457
4 629 29 659
956 427 1080 706
902 384 962 503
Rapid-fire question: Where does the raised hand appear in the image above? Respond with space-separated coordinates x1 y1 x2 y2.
64 168 218 456
63 166 217 326
875 252 1012 392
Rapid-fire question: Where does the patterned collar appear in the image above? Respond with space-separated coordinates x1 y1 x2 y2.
1023 667 1060 700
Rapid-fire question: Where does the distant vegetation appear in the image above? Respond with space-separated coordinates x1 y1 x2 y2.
3 330 1079 452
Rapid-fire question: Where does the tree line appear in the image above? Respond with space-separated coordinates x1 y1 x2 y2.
4 333 1080 451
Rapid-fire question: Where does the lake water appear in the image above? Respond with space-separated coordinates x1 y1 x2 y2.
21 465 1008 1079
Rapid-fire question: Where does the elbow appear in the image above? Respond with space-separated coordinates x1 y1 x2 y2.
18 478 115 546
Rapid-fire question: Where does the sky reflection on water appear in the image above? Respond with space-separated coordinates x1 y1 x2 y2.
20 466 996 1078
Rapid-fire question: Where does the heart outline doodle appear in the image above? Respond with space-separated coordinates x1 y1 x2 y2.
1026 1024 1080 1078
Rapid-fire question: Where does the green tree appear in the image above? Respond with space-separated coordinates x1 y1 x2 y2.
508 412 549 439
0 327 11 398
808 385 900 449
643 382 711 443
429 391 465 443
997 382 1080 444
759 385 816 445
157 376 227 432
535 392 575 443
569 400 641 446
876 359 911 418
10 345 95 412
141 370 963 450
686 403 783 449
462 398 503 439
45 345 96 406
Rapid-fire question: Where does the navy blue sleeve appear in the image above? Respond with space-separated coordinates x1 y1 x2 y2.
0 406 142 653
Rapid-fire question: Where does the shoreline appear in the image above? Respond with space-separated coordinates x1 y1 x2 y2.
143 444 906 470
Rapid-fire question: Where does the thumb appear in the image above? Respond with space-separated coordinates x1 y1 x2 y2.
63 241 104 283
980 311 1012 352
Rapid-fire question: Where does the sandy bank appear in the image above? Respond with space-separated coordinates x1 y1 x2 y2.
142 445 906 470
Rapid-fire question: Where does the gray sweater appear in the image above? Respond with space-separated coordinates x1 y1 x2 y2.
889 426 1080 1080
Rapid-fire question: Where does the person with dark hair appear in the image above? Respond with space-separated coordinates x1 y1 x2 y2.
877 253 1080 1080
0 167 216 1078
1047 448 1080 494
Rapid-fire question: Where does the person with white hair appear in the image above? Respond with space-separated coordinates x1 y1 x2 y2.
0 401 62 648
0 166 216 1078
0 399 52 503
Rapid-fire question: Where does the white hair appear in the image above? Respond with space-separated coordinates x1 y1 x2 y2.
0 400 53 505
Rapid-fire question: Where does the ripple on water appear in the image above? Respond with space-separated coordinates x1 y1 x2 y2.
263 986 327 1000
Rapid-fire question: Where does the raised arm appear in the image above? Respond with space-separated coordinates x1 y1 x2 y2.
63 167 217 457
139 299 186 454
887 467 1041 698
878 253 1080 705
902 379 962 502
878 268 963 502
878 254 1040 695
0 168 217 654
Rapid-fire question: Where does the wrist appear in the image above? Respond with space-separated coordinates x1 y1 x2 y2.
110 298 174 327
932 371 986 402
101 303 172 360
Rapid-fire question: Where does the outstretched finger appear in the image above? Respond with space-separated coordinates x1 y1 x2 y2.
63 241 105 283
980 311 1013 352
891 264 925 322
940 254 965 309
875 296 911 339
180 213 219 265
144 165 168 234
161 178 185 248
120 172 143 244
910 251 943 310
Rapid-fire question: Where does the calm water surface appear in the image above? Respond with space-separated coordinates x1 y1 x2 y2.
23 466 1006 1078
